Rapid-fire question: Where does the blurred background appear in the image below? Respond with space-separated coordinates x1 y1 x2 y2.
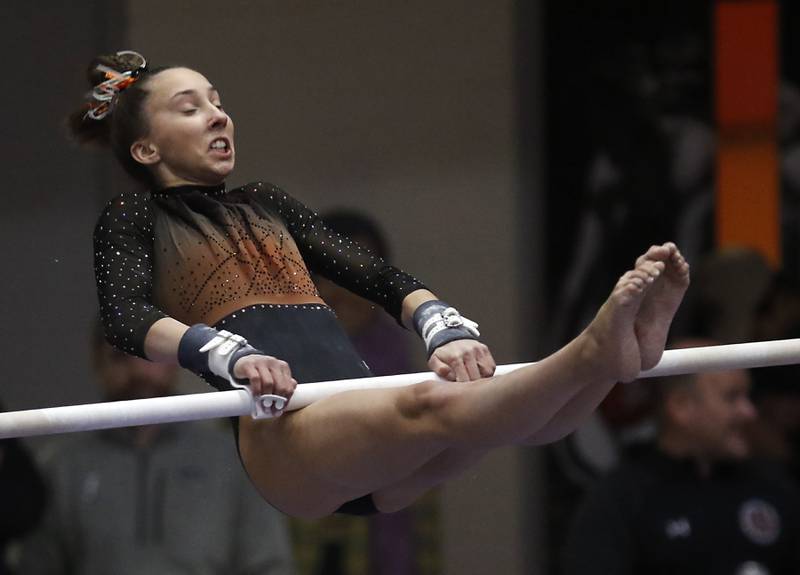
3 0 800 573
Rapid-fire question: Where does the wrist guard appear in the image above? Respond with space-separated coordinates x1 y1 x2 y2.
178 324 262 386
412 300 480 357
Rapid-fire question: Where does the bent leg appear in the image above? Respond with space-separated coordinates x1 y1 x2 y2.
239 360 599 519
239 383 451 518
240 344 619 519
240 341 625 517
239 244 689 518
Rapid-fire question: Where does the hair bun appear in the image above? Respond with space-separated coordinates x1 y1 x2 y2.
87 51 147 88
69 50 147 145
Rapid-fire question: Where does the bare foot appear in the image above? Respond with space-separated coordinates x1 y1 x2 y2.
635 242 691 369
581 253 666 383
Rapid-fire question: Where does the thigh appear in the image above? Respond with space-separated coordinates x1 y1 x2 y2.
238 382 450 519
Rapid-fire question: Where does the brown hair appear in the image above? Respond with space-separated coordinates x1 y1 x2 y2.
69 52 175 188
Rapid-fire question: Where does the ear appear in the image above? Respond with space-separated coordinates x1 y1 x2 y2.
130 139 161 166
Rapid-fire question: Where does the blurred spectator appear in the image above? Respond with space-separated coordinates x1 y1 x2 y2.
315 209 417 378
563 339 800 575
748 278 800 484
749 363 800 484
780 79 800 278
290 209 434 575
0 401 46 575
752 273 800 344
18 327 294 575
545 33 717 526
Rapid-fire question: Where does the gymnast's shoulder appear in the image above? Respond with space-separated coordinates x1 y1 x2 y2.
94 188 155 232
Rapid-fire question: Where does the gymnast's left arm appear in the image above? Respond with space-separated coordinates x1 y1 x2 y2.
399 289 496 381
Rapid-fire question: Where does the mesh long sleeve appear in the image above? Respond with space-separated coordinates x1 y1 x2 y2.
94 191 167 357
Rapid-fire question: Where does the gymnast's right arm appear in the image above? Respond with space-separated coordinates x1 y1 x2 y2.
94 194 296 404
94 192 168 357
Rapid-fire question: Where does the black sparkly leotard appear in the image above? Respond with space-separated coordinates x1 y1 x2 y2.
94 182 427 516
94 181 425 365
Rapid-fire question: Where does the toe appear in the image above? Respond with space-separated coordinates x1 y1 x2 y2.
639 260 664 279
637 244 671 266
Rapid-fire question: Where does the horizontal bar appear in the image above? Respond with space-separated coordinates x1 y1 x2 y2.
0 389 255 439
2 338 799 439
638 338 800 378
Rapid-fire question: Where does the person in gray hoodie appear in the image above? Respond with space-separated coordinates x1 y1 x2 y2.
17 326 294 575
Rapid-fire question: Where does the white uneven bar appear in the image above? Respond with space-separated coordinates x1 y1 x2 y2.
2 338 800 439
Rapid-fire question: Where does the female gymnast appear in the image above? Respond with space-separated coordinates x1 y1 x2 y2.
75 51 690 519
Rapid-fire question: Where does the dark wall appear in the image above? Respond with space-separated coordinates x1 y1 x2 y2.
1 2 128 410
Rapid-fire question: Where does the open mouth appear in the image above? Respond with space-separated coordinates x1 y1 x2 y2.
209 138 231 154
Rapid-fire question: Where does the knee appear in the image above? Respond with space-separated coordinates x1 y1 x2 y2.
395 380 463 435
396 380 445 417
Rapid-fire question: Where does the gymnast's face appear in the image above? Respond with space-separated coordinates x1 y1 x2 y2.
681 370 757 460
132 67 235 188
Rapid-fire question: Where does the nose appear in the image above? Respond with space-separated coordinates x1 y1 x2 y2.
739 397 758 421
209 106 228 129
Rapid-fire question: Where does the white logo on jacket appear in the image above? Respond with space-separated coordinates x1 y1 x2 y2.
664 517 691 539
739 499 781 545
